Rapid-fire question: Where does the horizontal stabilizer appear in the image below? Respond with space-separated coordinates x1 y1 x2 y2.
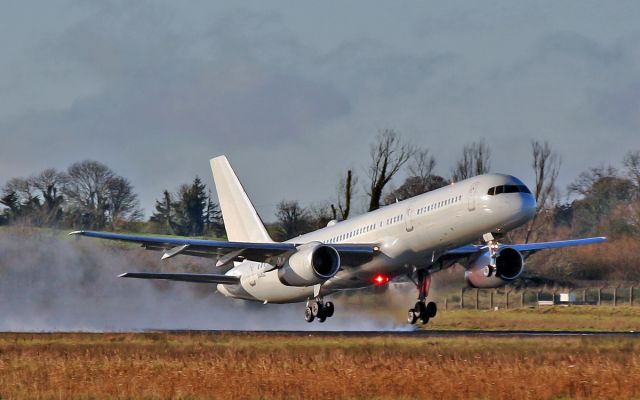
118 272 240 284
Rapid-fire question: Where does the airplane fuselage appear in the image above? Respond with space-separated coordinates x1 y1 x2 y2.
218 173 536 303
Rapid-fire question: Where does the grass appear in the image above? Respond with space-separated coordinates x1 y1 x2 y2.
425 306 640 332
1 332 640 399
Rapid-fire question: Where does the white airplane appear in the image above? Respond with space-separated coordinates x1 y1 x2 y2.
71 156 605 324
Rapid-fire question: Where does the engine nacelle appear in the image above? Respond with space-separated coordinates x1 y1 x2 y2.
465 247 524 288
278 242 341 287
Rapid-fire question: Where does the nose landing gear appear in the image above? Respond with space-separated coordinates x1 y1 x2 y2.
304 298 335 323
407 271 437 325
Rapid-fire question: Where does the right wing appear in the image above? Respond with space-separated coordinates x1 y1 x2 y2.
444 236 607 260
119 272 240 284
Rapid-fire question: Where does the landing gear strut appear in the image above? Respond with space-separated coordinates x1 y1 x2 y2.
483 232 500 277
407 271 437 325
304 298 335 323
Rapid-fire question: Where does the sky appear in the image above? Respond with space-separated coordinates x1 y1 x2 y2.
1 1 640 220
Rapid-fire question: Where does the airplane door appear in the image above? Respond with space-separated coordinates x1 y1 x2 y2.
405 206 414 232
468 183 478 211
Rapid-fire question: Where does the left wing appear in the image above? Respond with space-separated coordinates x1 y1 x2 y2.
444 236 607 260
70 230 375 264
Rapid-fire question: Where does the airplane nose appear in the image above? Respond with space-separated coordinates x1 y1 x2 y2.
519 189 537 219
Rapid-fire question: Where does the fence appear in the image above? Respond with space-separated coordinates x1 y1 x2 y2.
439 286 639 310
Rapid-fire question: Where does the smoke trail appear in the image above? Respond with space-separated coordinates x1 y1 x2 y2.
0 228 411 332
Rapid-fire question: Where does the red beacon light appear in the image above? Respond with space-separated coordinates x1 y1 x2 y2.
372 273 390 286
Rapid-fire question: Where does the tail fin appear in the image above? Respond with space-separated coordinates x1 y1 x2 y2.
210 156 273 243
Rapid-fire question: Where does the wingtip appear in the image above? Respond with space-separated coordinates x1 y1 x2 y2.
69 230 84 236
118 273 129 278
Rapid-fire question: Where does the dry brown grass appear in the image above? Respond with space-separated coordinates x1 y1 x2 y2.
427 306 640 331
1 332 640 399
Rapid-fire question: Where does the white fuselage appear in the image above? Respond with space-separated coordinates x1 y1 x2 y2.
218 174 536 303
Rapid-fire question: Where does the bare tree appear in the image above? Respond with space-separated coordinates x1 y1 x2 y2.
523 140 561 243
450 140 491 182
308 202 334 230
64 160 115 229
623 150 640 191
409 148 436 180
0 177 41 224
1 177 36 209
384 147 446 204
568 165 618 198
275 200 310 240
29 168 66 225
332 169 357 220
367 129 414 211
107 176 143 226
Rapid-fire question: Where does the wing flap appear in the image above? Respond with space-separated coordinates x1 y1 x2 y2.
119 272 240 284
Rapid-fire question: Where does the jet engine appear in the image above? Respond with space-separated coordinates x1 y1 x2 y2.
278 242 341 286
465 247 524 288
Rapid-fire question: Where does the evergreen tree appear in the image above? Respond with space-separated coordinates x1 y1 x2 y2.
150 190 174 234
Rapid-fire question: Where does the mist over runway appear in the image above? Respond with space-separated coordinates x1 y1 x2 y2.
0 228 408 332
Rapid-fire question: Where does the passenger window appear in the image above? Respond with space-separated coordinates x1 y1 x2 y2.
495 186 504 195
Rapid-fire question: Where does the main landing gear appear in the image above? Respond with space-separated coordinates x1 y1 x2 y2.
482 232 500 277
304 298 335 323
407 271 437 325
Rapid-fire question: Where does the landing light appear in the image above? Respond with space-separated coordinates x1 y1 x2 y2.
372 273 389 286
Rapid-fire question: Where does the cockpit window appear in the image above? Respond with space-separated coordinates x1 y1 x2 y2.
487 184 531 195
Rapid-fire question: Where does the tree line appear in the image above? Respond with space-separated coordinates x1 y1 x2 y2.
0 161 142 230
0 160 222 236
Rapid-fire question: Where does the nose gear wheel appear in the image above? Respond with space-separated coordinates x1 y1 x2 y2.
407 271 438 325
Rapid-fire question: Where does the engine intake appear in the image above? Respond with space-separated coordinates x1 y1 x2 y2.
278 242 341 286
465 247 524 288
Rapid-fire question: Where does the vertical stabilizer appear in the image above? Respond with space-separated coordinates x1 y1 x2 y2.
210 156 273 243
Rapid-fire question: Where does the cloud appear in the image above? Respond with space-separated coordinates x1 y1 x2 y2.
2 2 640 220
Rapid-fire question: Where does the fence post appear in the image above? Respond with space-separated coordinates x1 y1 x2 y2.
460 288 464 309
490 291 494 309
583 289 587 304
444 297 448 311
475 289 479 310
536 291 540 309
505 290 510 309
521 291 525 308
614 287 618 307
597 288 602 306
631 287 634 306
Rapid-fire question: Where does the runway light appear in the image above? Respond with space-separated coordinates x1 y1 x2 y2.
372 273 389 286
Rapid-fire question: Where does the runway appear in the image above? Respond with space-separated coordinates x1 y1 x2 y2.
154 329 640 337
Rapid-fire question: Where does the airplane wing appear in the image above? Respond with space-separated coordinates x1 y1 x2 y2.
444 236 607 259
69 230 375 264
118 272 240 284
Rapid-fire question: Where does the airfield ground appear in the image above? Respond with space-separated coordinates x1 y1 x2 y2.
421 305 640 331
1 330 639 400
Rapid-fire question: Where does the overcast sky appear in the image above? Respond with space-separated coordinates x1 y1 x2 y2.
1 1 639 220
